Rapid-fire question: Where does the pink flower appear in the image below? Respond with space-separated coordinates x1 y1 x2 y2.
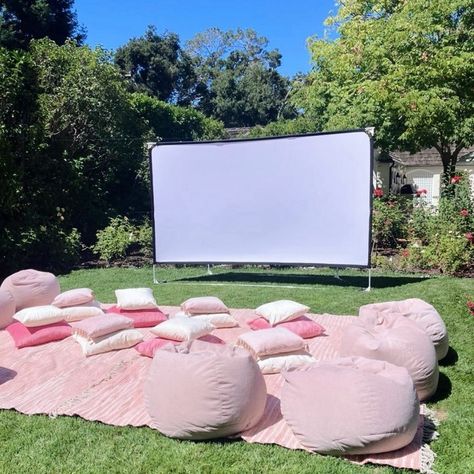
416 188 427 196
401 249 410 257
460 209 469 217
373 187 384 198
467 301 474 316
451 175 462 184
465 232 474 242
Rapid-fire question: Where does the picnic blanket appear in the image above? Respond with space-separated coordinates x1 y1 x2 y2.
0 307 438 473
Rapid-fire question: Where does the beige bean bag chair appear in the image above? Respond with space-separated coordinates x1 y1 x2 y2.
1 269 60 311
0 289 16 329
359 298 449 360
281 357 419 455
144 340 267 440
339 312 438 401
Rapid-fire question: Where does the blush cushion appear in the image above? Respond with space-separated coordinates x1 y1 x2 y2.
144 341 267 440
235 327 305 358
1 269 60 311
359 298 449 360
6 321 72 348
106 305 168 328
339 312 438 401
150 317 214 342
59 301 104 322
281 357 420 455
52 288 95 308
180 296 229 315
0 289 16 329
248 316 325 339
72 314 133 340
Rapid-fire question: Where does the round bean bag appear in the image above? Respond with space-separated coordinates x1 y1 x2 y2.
339 313 438 401
0 289 16 329
1 269 60 311
281 357 419 455
359 298 448 360
144 340 267 440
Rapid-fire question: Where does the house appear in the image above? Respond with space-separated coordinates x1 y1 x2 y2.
375 146 474 205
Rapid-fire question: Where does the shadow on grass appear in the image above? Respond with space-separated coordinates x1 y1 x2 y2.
175 272 427 289
430 372 452 403
439 347 458 367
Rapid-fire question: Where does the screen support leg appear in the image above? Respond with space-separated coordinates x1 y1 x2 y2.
364 268 372 292
207 264 213 275
152 264 168 284
334 269 343 281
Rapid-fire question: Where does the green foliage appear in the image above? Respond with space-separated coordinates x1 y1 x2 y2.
372 196 409 248
295 0 474 178
114 26 198 104
93 216 153 262
0 0 84 49
131 92 224 142
249 116 319 138
186 28 295 127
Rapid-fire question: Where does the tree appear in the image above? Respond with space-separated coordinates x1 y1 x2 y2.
114 26 200 105
0 0 84 49
186 28 296 127
295 0 474 184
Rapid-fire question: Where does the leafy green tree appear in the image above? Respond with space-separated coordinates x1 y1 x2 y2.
0 0 84 49
295 0 474 184
115 26 200 105
186 28 295 127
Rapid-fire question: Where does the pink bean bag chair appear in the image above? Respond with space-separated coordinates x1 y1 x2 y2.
339 312 438 401
144 340 267 440
359 298 448 360
281 357 419 455
1 269 60 311
0 289 16 329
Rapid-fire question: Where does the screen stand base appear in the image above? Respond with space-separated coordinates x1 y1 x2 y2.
334 269 343 281
152 264 168 284
207 264 213 275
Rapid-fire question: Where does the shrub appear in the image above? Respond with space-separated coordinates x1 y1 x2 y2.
372 196 408 248
93 216 136 262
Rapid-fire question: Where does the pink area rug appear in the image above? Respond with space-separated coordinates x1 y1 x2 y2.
0 307 437 472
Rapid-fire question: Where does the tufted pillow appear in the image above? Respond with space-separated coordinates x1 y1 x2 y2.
339 312 438 401
180 296 229 315
281 357 419 455
72 314 133 340
52 288 95 308
359 298 449 360
144 342 267 440
1 269 60 311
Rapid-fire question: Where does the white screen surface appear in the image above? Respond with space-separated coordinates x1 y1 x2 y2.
151 131 372 267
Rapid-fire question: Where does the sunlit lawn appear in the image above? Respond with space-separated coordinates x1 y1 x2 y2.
0 266 473 474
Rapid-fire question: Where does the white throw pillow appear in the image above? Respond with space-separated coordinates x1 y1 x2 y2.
13 305 64 327
257 351 316 374
115 288 158 310
59 301 104 322
150 317 214 342
73 329 143 356
172 311 238 329
255 300 310 325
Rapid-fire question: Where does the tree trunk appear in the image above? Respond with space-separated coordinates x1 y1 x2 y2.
439 147 461 196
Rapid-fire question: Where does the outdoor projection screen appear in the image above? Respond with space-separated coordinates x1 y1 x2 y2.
150 130 373 267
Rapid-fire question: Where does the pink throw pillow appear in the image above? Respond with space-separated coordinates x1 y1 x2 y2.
6 321 71 348
248 316 325 339
72 314 133 339
181 296 229 315
52 288 95 308
106 305 167 328
135 338 180 358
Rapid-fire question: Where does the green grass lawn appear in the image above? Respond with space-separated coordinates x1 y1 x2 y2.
1 266 473 474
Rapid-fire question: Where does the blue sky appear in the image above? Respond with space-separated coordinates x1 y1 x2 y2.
74 0 337 77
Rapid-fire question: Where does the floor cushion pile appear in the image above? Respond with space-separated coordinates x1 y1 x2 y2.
281 357 420 455
359 298 449 360
339 312 439 401
144 340 267 440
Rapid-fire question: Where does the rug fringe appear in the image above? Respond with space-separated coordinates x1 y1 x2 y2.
420 405 439 474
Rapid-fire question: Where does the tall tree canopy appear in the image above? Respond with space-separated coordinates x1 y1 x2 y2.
295 0 474 181
114 26 199 105
0 0 84 48
186 28 295 127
